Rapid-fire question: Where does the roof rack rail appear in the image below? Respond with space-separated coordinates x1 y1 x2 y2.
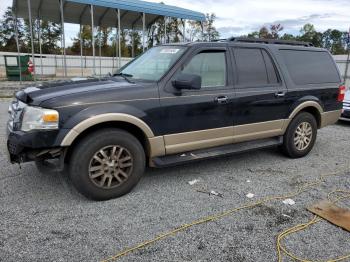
225 37 313 47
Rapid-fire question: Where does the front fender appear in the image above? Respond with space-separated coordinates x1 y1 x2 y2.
57 103 155 146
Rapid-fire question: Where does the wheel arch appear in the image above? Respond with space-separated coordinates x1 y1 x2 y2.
60 113 165 160
288 101 323 128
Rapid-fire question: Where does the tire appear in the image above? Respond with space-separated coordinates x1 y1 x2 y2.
281 112 317 158
68 128 145 201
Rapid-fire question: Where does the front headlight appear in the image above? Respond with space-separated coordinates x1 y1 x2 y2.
21 106 59 131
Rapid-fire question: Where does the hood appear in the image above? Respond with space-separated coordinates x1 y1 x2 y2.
16 77 135 105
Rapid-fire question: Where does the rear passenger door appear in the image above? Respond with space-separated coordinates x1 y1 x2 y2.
230 47 287 142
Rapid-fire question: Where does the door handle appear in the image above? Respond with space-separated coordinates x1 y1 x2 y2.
275 91 286 98
215 96 228 104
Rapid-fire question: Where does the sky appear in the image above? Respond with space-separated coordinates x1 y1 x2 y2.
1 0 350 45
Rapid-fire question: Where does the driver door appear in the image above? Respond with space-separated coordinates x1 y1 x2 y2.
158 46 235 155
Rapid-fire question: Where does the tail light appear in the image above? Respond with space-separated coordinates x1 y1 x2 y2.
338 85 346 102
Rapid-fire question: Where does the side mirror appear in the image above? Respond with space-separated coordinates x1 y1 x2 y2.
172 73 201 90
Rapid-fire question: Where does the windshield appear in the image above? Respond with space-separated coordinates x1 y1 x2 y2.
115 46 186 81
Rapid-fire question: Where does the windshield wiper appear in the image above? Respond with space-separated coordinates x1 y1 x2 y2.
114 73 134 83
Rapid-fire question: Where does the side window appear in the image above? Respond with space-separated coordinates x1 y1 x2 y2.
182 51 226 88
262 50 279 84
234 48 279 86
280 49 340 85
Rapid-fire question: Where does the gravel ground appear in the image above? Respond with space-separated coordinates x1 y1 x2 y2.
0 100 350 262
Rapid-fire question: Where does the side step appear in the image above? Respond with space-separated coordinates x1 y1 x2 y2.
152 136 283 168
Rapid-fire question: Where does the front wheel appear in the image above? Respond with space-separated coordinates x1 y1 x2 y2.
281 112 317 158
68 128 145 200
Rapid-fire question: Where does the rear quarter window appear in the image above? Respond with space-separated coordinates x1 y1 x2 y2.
233 48 279 86
280 49 341 85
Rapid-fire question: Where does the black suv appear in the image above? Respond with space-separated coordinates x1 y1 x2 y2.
7 38 344 200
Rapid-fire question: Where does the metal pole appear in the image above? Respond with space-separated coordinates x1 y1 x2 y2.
91 5 96 76
201 21 204 41
99 27 102 77
164 16 167 44
344 49 350 86
183 19 186 42
114 27 118 70
142 12 145 52
131 29 135 58
60 37 64 77
59 0 67 77
345 30 350 86
112 37 115 70
13 10 22 84
27 0 36 82
37 12 43 79
79 24 83 76
118 9 121 69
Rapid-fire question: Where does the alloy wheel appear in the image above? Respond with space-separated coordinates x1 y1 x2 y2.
294 122 313 151
88 145 133 189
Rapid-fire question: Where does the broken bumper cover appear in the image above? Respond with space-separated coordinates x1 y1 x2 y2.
6 129 62 163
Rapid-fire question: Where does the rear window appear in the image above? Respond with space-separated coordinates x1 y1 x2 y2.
280 50 340 85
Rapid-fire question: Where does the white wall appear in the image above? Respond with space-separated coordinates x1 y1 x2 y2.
333 55 350 87
0 52 133 78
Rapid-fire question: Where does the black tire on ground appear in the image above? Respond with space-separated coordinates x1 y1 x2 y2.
281 112 317 158
68 128 145 201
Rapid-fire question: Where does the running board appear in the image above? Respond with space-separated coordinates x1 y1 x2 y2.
152 136 283 168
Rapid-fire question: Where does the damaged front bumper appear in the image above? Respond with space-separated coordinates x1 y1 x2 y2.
6 128 65 164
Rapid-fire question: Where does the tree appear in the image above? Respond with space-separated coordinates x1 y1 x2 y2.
120 29 130 57
128 30 142 57
0 7 25 52
298 23 322 47
186 20 202 42
322 29 346 54
258 26 271 39
255 24 283 39
247 31 259 38
243 23 347 54
39 21 62 54
270 24 283 39
169 18 184 42
22 18 62 54
96 26 112 56
70 25 93 55
202 13 219 41
280 33 296 41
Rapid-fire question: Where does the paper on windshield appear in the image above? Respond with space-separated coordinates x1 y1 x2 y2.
160 48 180 54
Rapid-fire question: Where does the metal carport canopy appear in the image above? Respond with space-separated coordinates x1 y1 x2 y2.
13 0 205 28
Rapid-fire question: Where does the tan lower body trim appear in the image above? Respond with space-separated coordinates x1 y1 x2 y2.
320 109 342 128
148 136 166 157
233 119 287 143
151 109 340 159
164 126 233 155
162 120 287 155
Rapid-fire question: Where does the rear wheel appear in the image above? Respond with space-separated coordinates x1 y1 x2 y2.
281 112 317 158
69 128 145 200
